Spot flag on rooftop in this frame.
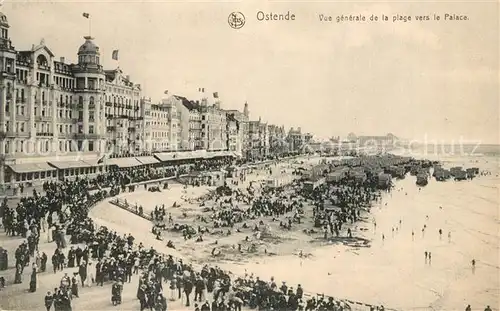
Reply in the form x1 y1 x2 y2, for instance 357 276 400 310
82 12 90 18
213 92 219 99
164 90 169 94
112 50 119 60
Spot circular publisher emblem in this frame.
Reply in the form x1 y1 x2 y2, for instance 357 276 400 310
228 12 245 29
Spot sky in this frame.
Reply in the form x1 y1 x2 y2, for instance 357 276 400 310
2 0 498 143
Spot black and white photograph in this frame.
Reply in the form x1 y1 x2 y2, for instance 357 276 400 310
0 1 498 311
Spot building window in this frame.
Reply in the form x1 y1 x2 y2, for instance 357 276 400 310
89 125 94 134
88 141 94 151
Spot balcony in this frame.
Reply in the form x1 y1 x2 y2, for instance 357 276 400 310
88 104 96 110
105 102 112 107
35 116 52 122
38 64 50 71
73 133 99 140
36 132 54 137
107 126 116 131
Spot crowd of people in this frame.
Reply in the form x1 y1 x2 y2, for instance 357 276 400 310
1 156 355 311
5 154 487 311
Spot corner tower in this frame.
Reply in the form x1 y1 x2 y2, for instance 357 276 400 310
72 36 106 153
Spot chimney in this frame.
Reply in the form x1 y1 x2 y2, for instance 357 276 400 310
60 57 65 63
126 75 130 81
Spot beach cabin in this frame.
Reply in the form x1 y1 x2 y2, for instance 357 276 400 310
434 169 450 181
450 166 463 177
377 173 392 189
302 176 325 191
386 165 405 179
454 170 467 181
416 173 428 186
352 171 367 183
465 168 478 179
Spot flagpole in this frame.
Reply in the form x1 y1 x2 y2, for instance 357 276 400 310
89 17 92 37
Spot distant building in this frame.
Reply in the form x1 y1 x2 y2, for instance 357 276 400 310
356 133 398 146
287 127 313 152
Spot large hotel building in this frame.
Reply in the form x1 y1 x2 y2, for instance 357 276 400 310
0 11 312 192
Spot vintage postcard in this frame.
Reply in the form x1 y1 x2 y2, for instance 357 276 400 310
0 1 498 311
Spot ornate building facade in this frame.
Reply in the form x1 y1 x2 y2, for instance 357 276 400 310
0 12 144 188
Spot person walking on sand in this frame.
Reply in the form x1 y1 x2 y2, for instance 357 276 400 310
428 252 432 263
439 229 442 239
412 230 415 241
465 304 471 311
425 251 428 262
448 232 451 243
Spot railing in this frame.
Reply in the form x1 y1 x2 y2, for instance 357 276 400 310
109 198 154 221
38 64 50 71
36 132 54 137
73 133 99 140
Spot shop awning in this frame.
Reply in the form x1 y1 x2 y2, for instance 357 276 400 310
135 156 160 165
105 157 142 168
48 160 93 170
82 158 106 167
154 152 204 162
153 152 176 162
8 162 56 173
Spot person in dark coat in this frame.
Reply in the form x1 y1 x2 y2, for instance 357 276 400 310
184 276 193 307
75 247 83 267
176 275 184 300
71 275 79 298
14 263 23 284
29 264 38 292
41 252 48 272
51 253 58 273
44 291 54 311
137 285 148 311
67 247 75 268
78 263 87 287
194 276 206 302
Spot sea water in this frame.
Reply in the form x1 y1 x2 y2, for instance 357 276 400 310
221 145 500 310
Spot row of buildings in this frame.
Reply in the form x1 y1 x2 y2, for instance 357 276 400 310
0 11 313 189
